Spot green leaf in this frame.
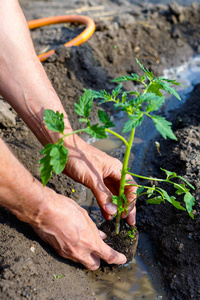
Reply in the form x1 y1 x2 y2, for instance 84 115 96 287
177 176 195 190
158 77 183 86
39 142 68 185
175 184 189 196
184 192 195 214
147 186 155 197
147 82 164 97
98 110 115 128
150 115 177 140
137 186 144 195
146 96 166 113
170 196 186 211
160 168 176 179
43 109 65 134
112 84 122 98
147 196 163 204
74 89 93 118
136 58 154 80
111 73 140 83
50 142 68 175
158 188 172 203
155 80 181 100
122 111 144 133
112 195 119 205
85 124 108 139
122 194 128 205
39 143 54 186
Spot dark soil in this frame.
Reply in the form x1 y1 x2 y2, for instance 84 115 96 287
0 0 200 299
137 84 200 300
100 220 138 263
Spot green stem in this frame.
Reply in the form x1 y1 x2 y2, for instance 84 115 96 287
127 171 165 182
56 128 87 144
105 128 128 146
127 172 187 193
116 128 135 234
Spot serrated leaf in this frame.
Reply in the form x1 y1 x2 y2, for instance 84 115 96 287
184 192 195 214
156 81 181 100
147 196 163 204
50 143 68 174
74 89 93 118
137 186 144 195
160 168 176 179
159 188 172 203
170 196 186 211
98 110 115 128
122 111 144 133
111 73 140 83
43 109 65 134
39 142 68 185
136 58 154 79
147 82 164 97
112 195 119 205
151 115 177 140
39 143 54 186
146 96 166 113
85 124 108 139
158 77 183 86
112 84 122 98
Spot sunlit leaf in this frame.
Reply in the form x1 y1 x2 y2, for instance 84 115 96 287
44 110 65 134
150 115 177 140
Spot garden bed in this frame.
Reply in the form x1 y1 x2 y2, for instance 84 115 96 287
0 1 200 299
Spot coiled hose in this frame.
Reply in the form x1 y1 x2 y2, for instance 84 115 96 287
28 15 95 62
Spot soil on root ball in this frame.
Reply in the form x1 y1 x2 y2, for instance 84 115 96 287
99 219 138 264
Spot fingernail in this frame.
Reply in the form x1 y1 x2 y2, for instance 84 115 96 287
128 213 136 225
120 254 127 265
104 203 117 215
99 230 106 239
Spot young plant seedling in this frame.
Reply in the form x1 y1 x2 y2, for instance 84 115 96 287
39 59 196 234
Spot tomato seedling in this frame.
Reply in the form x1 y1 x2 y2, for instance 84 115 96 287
39 59 195 234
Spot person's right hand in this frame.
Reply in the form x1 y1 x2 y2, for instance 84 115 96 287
33 186 127 270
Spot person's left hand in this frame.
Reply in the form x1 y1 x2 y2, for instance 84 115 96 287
63 134 137 225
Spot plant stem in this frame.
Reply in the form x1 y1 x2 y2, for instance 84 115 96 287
56 128 87 144
127 172 187 192
126 172 165 182
105 128 128 146
116 128 135 234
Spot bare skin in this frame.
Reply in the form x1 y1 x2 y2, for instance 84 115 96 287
0 0 137 269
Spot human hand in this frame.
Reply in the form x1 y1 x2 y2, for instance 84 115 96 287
63 135 137 225
33 187 127 270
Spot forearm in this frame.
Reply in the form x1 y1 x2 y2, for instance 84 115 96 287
0 0 72 145
0 138 50 226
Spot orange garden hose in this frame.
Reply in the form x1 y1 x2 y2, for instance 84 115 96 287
28 15 95 62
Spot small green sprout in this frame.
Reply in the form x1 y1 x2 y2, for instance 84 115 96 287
39 58 196 234
53 274 64 279
128 228 137 239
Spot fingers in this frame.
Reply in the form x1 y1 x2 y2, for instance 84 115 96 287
92 183 117 217
125 206 136 225
95 240 127 266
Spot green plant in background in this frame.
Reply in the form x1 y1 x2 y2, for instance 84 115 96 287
39 59 195 234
